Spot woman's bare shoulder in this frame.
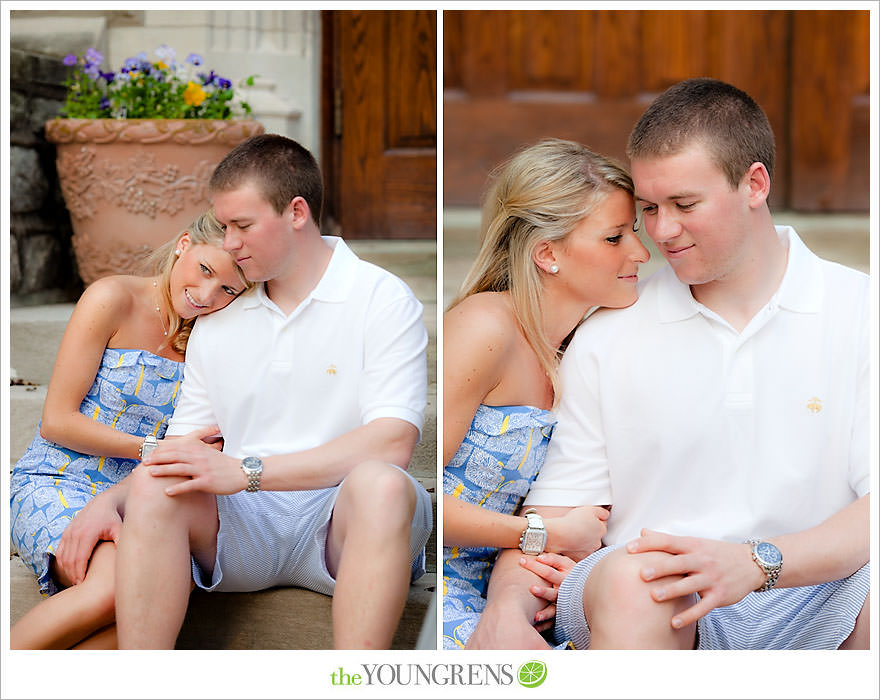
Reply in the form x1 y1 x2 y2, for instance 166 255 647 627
446 291 517 329
445 291 520 359
76 275 142 316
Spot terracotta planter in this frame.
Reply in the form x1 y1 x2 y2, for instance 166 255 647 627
45 118 265 284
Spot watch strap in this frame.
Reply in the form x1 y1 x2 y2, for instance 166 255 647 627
139 435 158 460
519 508 547 555
746 538 782 592
241 456 263 493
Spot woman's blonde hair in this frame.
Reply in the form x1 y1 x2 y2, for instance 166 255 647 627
146 209 252 354
451 138 633 403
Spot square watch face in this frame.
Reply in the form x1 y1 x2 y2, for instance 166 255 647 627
523 531 544 550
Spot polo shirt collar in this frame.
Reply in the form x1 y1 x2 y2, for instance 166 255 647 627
656 225 822 324
239 236 358 311
772 226 823 314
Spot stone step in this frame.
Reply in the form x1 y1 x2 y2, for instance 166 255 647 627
9 551 437 649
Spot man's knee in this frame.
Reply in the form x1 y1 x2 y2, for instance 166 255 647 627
124 466 215 527
339 460 417 521
585 549 683 623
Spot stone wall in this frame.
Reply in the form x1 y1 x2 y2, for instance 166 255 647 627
8 9 316 303
10 47 83 303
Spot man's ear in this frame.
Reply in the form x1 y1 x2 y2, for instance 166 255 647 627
289 196 312 229
744 162 771 208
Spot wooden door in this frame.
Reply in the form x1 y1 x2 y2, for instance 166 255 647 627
444 9 869 212
323 10 437 238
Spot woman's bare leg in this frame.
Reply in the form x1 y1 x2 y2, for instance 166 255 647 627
10 541 117 649
71 624 118 649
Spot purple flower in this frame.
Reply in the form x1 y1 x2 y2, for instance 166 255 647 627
84 62 100 80
85 47 103 65
215 76 232 89
63 53 78 67
200 70 216 87
154 44 176 64
186 53 203 66
99 70 115 83
99 96 110 111
123 57 139 72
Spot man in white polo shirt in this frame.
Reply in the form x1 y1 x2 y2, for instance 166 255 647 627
469 78 869 650
110 134 432 649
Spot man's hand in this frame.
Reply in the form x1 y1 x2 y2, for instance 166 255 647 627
54 490 123 586
627 529 763 630
143 426 247 496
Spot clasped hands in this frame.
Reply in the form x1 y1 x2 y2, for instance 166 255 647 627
54 426 239 585
521 529 761 632
143 425 248 496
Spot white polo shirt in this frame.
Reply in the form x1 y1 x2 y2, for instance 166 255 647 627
524 226 869 544
167 236 427 459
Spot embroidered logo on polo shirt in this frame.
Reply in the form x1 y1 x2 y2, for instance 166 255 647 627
806 397 822 414
326 364 337 375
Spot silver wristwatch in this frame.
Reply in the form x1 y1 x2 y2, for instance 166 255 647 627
746 538 783 592
241 456 263 493
139 435 158 460
519 508 547 555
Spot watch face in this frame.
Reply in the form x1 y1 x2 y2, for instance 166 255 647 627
756 541 782 566
523 531 544 551
242 456 262 473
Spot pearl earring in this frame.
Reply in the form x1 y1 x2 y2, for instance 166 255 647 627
549 264 559 274
175 249 181 256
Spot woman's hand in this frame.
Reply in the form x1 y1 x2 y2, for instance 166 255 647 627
545 505 610 560
520 551 577 629
54 489 123 587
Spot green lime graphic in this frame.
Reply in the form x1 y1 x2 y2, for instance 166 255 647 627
517 660 547 688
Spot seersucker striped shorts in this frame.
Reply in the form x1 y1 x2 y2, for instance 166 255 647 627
555 544 870 650
191 466 433 595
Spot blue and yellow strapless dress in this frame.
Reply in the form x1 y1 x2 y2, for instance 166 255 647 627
10 348 183 595
442 403 555 649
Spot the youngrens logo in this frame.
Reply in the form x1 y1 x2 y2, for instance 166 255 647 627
329 661 548 688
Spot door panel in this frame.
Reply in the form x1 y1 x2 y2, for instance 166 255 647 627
444 9 868 212
324 10 437 238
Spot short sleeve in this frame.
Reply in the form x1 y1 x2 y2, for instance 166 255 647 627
523 327 613 507
359 280 427 436
166 321 219 436
849 287 870 497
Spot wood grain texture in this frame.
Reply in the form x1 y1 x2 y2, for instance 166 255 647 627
444 9 868 212
324 10 437 238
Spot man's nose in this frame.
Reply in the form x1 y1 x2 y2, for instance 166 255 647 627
223 229 241 252
648 208 682 244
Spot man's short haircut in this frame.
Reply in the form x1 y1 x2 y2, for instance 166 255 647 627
210 133 324 224
627 77 775 189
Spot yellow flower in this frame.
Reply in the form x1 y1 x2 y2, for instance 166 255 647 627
184 81 207 107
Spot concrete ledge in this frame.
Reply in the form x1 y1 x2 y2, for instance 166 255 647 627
9 553 436 649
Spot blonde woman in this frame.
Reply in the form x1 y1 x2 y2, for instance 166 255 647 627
10 210 253 649
443 139 650 649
